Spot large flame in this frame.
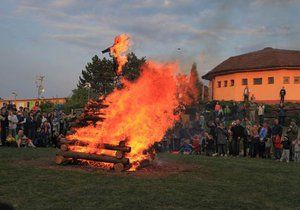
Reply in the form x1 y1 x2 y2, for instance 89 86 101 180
109 34 130 75
67 35 198 171
68 61 184 169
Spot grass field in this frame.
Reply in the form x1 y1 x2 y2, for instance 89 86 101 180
0 148 299 210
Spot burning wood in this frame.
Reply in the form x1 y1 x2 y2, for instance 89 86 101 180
56 139 132 172
58 138 131 153
56 151 130 164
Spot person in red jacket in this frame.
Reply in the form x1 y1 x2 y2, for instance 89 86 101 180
273 135 282 160
191 135 201 155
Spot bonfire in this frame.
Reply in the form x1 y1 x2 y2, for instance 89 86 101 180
55 34 197 171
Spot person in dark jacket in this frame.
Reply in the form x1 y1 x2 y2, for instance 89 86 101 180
25 112 37 142
271 119 283 138
231 120 245 156
216 123 228 156
0 107 9 146
205 132 214 156
280 87 286 103
286 121 298 161
278 105 286 126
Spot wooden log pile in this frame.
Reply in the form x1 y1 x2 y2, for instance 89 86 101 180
55 138 131 172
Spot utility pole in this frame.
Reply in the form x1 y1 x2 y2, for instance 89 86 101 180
35 75 45 99
11 91 18 100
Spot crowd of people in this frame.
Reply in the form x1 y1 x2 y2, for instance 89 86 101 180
161 100 300 163
1 96 300 164
0 102 69 148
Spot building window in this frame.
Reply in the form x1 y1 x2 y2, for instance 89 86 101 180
268 77 274 84
217 81 221 88
224 80 228 87
253 78 262 85
283 77 290 84
242 78 248 85
294 76 300 84
230 80 234 86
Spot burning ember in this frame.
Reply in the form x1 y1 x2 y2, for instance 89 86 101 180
56 34 196 171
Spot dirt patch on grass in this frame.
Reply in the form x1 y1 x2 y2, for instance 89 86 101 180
126 158 196 178
10 153 197 177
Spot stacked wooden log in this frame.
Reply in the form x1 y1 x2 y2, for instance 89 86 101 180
55 138 131 172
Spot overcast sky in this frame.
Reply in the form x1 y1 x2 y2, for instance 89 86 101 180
0 0 300 99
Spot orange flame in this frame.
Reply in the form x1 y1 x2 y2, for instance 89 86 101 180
67 35 199 171
68 61 185 170
109 34 130 75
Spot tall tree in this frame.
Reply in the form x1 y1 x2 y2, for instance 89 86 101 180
77 52 146 97
189 62 204 103
64 53 146 113
78 56 115 97
123 52 146 81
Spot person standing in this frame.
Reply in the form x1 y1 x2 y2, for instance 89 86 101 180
214 102 221 118
231 102 238 120
249 125 259 158
280 87 286 103
257 104 265 125
25 112 37 142
278 105 286 126
216 123 228 156
244 86 250 102
271 119 283 160
0 107 9 146
223 105 231 121
231 120 245 156
280 136 290 163
41 120 51 147
286 121 298 161
273 134 282 160
8 110 18 138
292 138 300 162
16 111 26 133
249 102 257 123
258 123 269 158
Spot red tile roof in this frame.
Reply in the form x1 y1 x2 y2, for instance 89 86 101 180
202 47 300 80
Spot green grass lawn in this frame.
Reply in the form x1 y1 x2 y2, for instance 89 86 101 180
0 148 299 210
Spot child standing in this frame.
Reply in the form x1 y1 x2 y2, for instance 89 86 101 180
292 139 300 162
273 135 282 160
205 132 214 156
280 136 290 163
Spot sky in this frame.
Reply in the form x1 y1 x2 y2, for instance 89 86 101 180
0 0 300 99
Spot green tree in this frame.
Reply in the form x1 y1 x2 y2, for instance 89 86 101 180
40 101 55 113
64 52 146 112
189 62 204 103
123 52 146 81
63 88 89 113
78 52 146 97
78 56 115 96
